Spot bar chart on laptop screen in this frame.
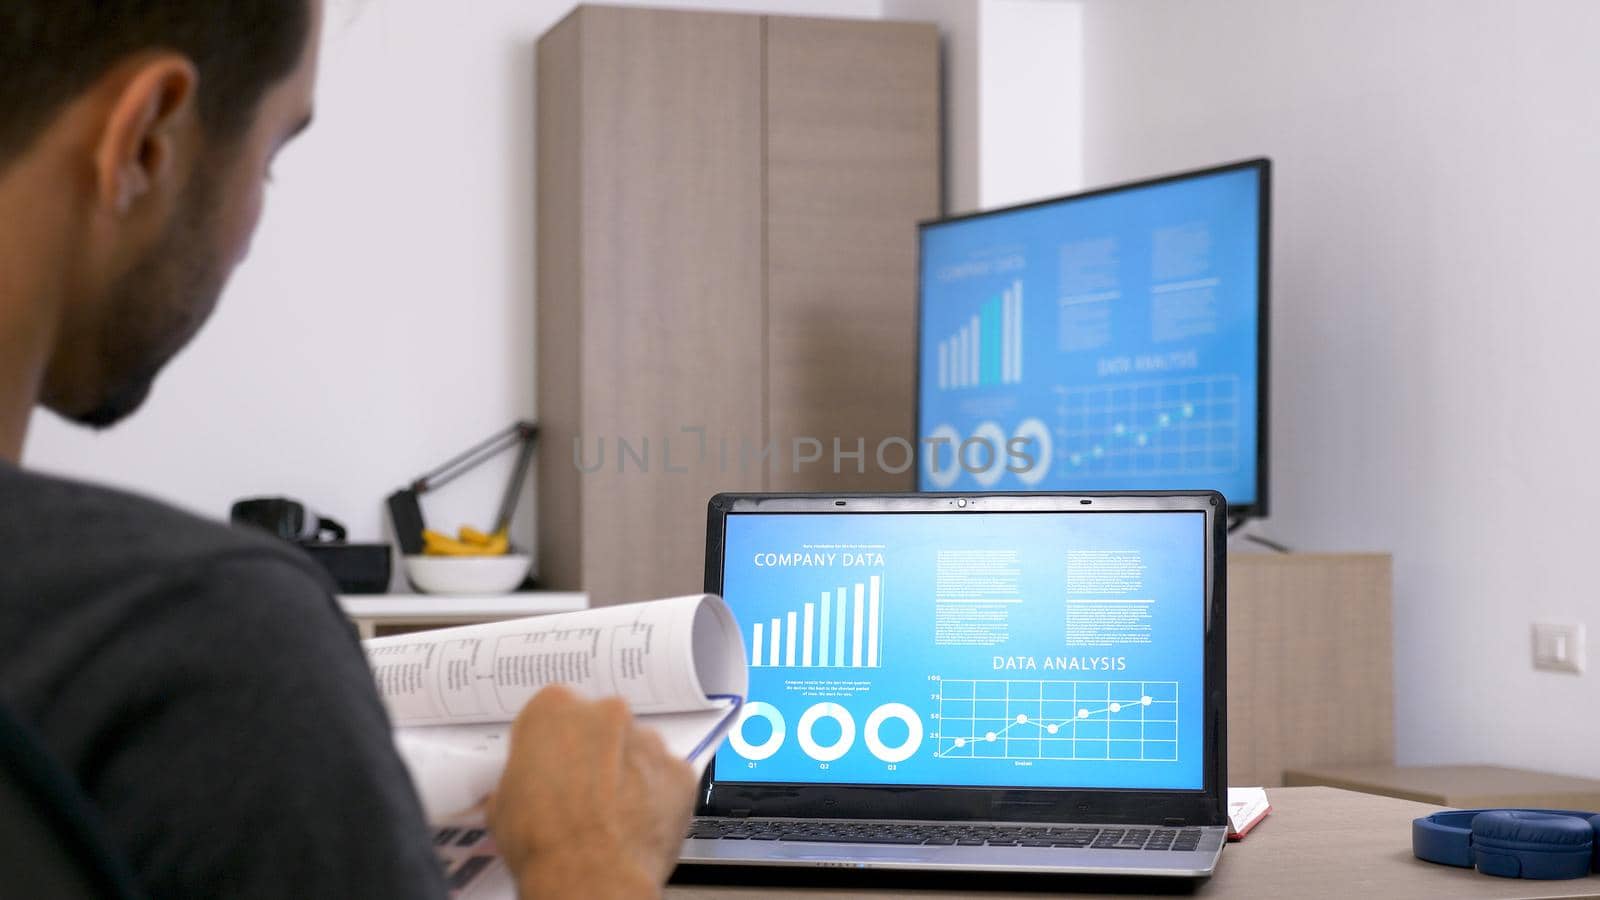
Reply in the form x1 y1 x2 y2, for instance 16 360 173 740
748 574 884 670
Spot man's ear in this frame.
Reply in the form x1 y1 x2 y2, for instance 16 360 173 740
93 55 199 216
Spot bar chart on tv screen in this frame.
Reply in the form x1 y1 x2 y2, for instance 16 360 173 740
935 280 1023 391
749 574 884 670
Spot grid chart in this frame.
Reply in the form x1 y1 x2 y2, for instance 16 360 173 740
933 678 1178 761
1053 374 1241 477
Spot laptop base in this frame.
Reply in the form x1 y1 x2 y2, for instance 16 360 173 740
681 817 1225 878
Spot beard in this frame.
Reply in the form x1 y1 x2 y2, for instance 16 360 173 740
66 168 232 429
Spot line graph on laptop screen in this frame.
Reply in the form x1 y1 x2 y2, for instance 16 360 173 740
715 509 1206 791
931 678 1177 761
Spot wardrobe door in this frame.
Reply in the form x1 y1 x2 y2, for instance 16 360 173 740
763 16 941 492
538 7 766 603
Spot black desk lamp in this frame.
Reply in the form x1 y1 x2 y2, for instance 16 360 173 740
386 421 538 556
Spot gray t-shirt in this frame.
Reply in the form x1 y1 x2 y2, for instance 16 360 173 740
0 462 447 897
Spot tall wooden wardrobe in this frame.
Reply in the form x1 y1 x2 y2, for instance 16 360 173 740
537 5 941 604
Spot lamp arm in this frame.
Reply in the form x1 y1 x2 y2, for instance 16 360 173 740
494 425 539 535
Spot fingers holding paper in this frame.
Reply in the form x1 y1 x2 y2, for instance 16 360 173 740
489 685 698 898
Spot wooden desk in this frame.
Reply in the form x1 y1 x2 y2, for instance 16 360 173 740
1285 764 1600 810
668 787 1600 898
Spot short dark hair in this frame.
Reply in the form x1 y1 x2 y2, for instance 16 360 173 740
0 1 311 165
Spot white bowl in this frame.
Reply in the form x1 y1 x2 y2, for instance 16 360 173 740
403 554 533 595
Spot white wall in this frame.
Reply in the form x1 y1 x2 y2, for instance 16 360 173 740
975 0 1082 208
1078 0 1600 777
23 0 881 580
884 0 1084 213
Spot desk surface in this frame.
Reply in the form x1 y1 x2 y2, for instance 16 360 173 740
1285 763 1600 809
668 787 1600 899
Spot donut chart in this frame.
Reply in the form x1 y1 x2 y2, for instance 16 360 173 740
725 701 926 764
864 703 924 763
796 702 856 762
726 701 785 761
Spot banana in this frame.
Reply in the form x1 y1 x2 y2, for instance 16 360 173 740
459 526 495 546
422 529 481 556
474 529 510 556
421 526 511 557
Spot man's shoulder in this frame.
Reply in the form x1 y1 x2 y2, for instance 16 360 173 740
0 463 366 772
0 472 444 897
0 463 331 600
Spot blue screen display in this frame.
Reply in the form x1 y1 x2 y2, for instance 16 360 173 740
917 166 1262 506
713 511 1207 791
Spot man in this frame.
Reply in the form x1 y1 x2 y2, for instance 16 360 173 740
0 2 695 897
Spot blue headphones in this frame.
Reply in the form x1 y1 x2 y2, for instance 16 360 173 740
1414 809 1600 880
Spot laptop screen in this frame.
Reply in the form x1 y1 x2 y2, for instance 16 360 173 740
713 508 1207 792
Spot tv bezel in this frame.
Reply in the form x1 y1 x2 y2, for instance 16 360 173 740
913 158 1272 522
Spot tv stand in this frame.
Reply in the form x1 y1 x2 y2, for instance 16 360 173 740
1228 517 1293 553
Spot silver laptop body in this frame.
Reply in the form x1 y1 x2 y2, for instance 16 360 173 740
680 492 1228 879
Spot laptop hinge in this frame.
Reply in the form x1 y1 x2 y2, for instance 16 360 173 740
1162 817 1186 827
729 809 753 819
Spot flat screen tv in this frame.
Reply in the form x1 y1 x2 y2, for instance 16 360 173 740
916 159 1270 521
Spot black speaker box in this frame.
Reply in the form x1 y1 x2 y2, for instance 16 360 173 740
301 542 392 595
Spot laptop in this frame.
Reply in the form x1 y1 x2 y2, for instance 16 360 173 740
680 491 1227 878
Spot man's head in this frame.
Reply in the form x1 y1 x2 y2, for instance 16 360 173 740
0 1 322 428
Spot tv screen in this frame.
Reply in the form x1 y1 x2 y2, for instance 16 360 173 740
916 160 1269 518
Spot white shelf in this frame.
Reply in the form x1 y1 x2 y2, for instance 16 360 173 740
337 591 588 622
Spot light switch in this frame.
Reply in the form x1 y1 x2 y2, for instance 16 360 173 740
1532 622 1585 674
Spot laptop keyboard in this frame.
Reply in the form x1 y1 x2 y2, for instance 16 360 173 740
686 818 1203 852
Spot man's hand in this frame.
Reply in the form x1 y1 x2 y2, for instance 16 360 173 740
488 685 698 899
